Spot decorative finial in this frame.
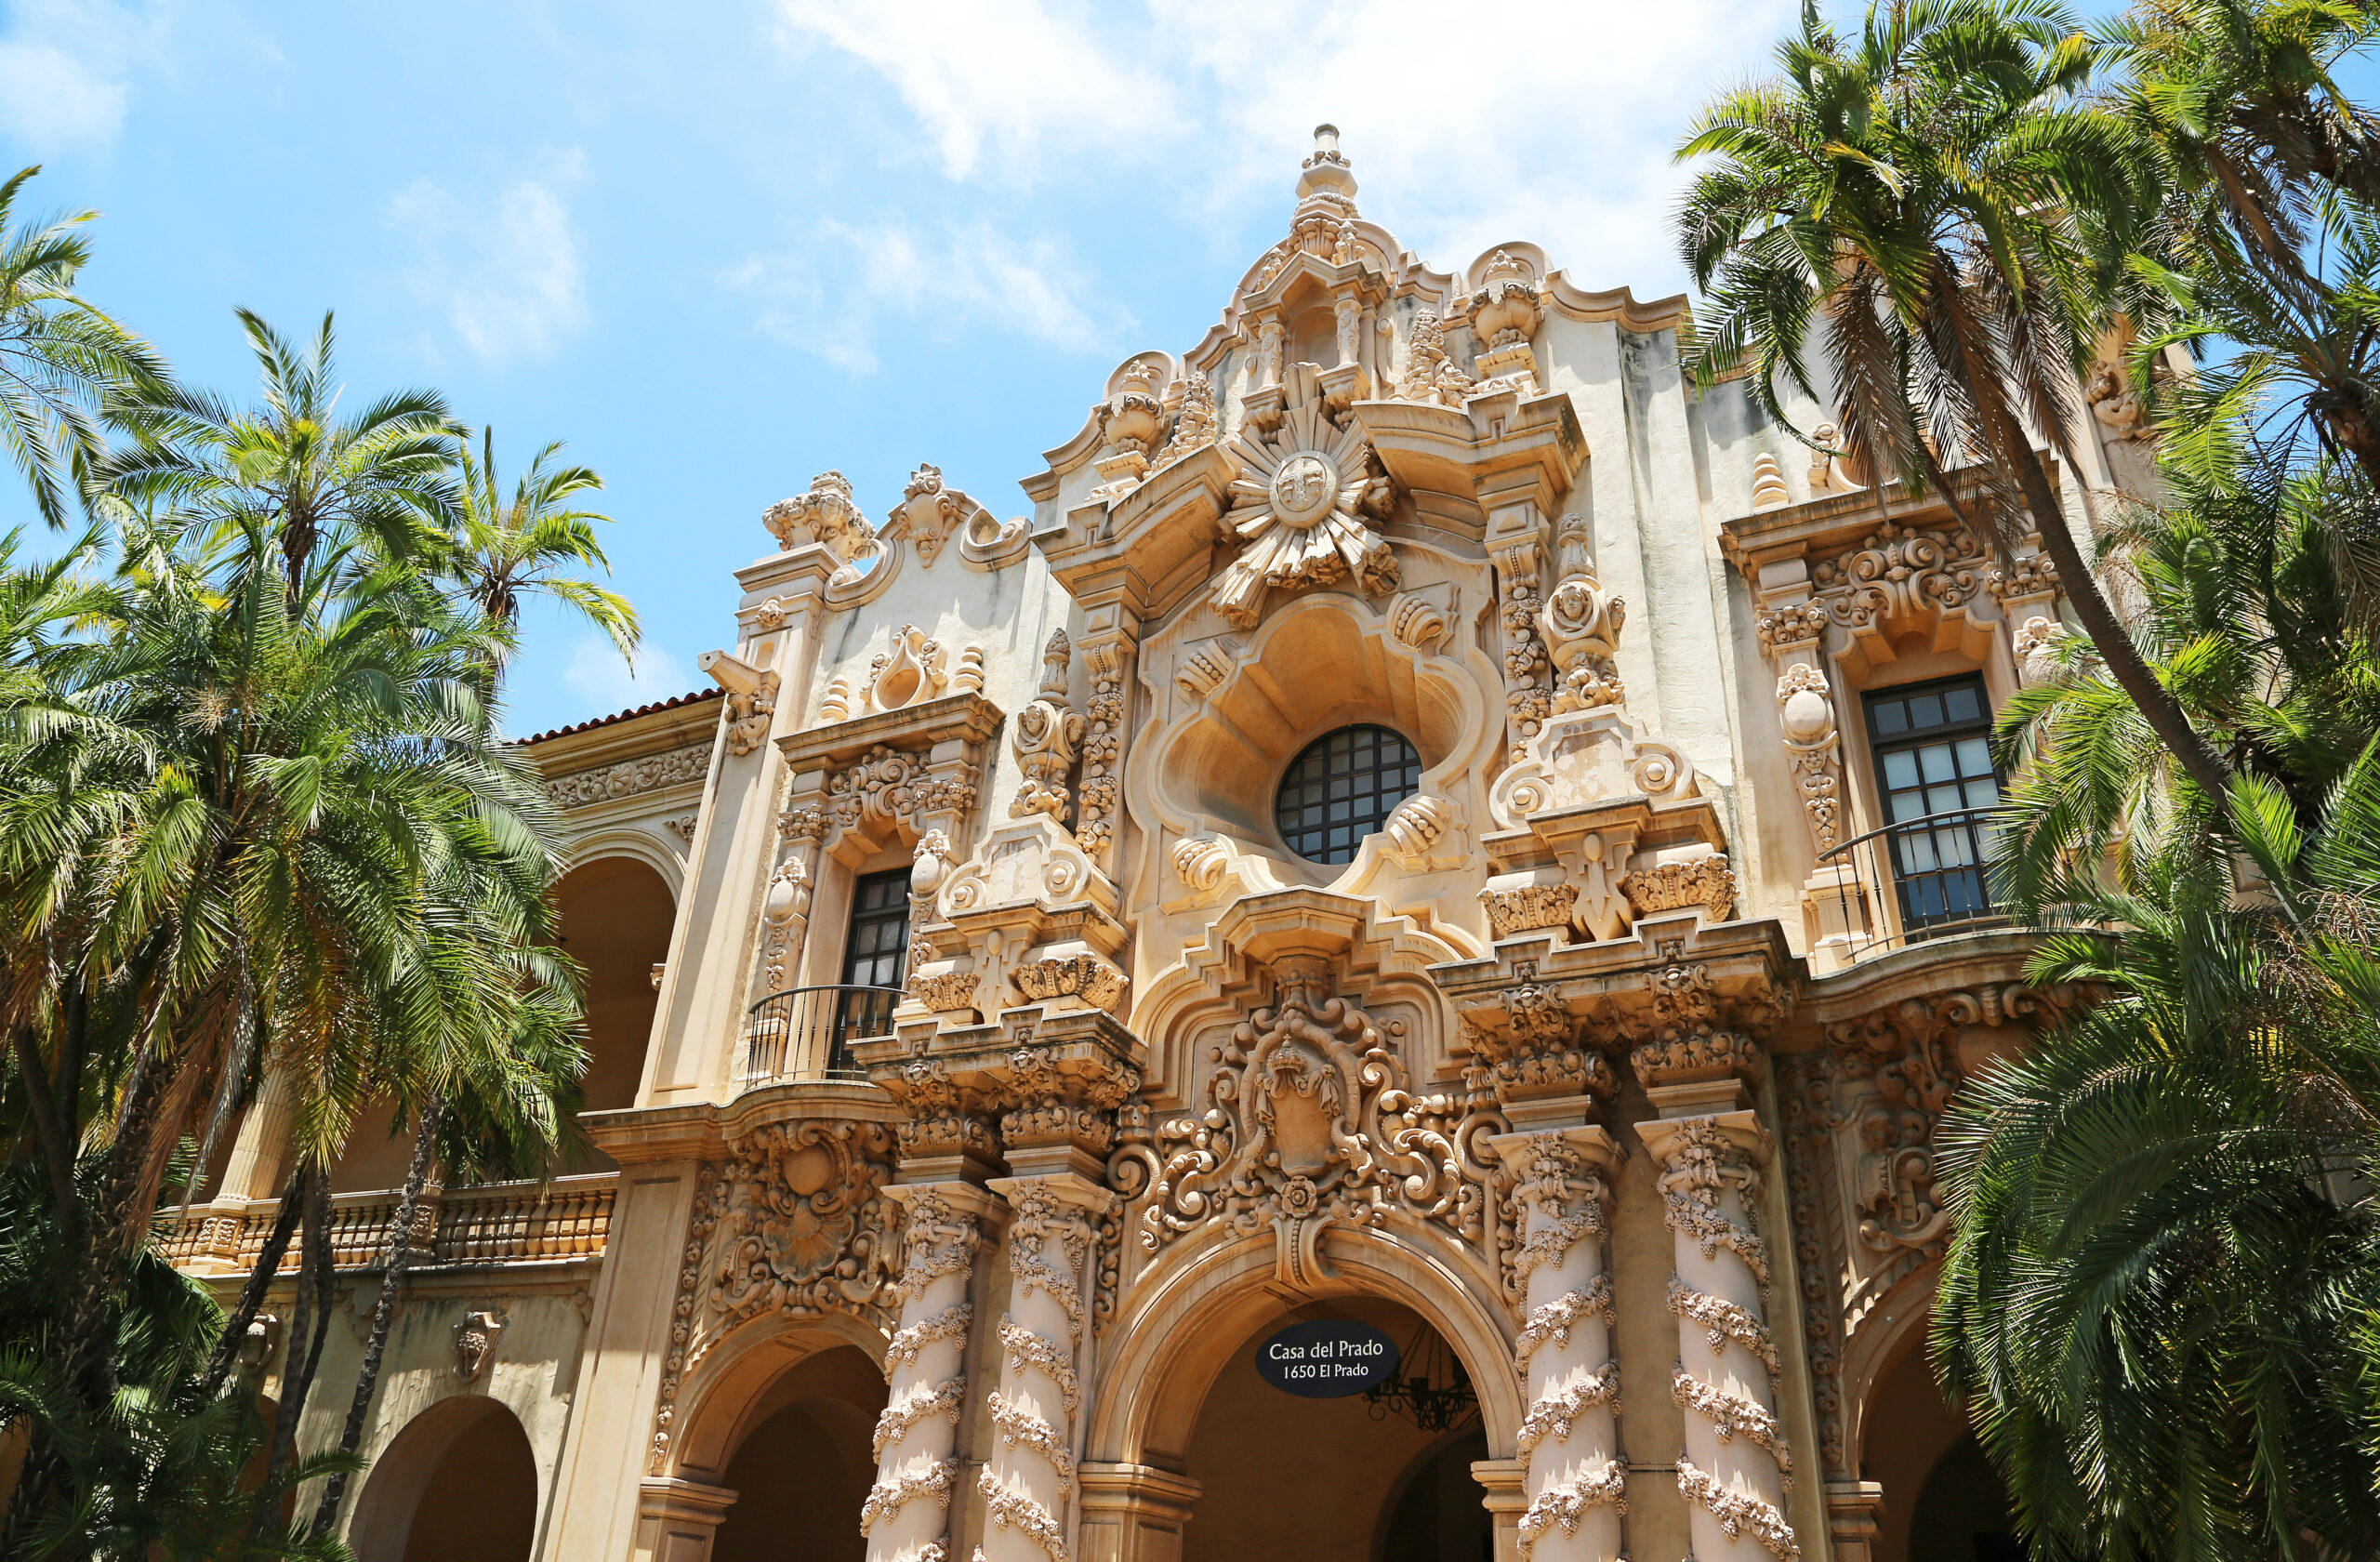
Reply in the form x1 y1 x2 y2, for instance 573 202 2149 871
1295 123 1357 206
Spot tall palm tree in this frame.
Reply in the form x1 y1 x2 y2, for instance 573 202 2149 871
106 310 456 605
0 165 168 530
1674 0 2240 808
306 428 635 1536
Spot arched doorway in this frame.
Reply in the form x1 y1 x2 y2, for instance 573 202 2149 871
706 1344 886 1562
349 1396 539 1562
554 854 676 1162
1182 1298 1491 1562
1858 1321 2021 1562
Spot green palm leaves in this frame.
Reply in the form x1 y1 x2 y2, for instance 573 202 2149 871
0 168 168 533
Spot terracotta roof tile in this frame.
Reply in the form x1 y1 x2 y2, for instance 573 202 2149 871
511 686 721 746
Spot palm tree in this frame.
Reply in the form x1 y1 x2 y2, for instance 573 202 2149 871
0 165 168 530
1674 0 2240 809
2097 0 2380 483
305 427 636 1536
106 310 456 604
446 428 638 662
1934 753 2380 1561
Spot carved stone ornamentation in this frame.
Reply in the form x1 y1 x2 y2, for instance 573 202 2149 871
540 742 710 809
822 746 980 844
1388 591 1451 652
764 470 874 562
1540 512 1626 715
1155 372 1219 469
1011 953 1129 1016
1620 854 1738 925
1775 663 1844 853
1074 631 1130 870
864 1185 987 1561
885 463 975 567
693 1120 904 1349
1754 602 1828 656
2086 359 2149 441
1135 961 1481 1280
1212 364 1397 628
866 626 951 713
759 854 813 992
1813 523 1989 634
1496 536 1554 762
1012 630 1086 823
1481 881 1580 940
452 1309 506 1381
1750 453 1790 511
1465 962 1615 1114
1395 309 1475 409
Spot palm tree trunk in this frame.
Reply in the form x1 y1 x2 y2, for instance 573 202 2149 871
56 1037 189 1397
254 1165 334 1539
2001 437 2236 809
199 1164 306 1400
308 1092 443 1538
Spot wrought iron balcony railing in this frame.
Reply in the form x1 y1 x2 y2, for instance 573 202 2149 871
741 983 905 1087
1815 805 2007 961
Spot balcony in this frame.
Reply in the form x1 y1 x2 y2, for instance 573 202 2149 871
738 984 905 1090
1813 806 2007 963
161 1172 616 1275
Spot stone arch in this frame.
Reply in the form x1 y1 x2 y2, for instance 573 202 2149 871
553 854 678 1142
1139 588 1497 875
562 826 687 897
348 1395 540 1562
1084 1224 1522 1471
1840 1258 1942 1478
663 1308 891 1481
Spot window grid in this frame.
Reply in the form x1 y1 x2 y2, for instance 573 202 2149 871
833 868 909 1066
1862 676 2003 934
1274 724 1423 867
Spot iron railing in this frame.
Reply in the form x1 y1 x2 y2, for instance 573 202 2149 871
1815 806 2006 961
741 984 905 1086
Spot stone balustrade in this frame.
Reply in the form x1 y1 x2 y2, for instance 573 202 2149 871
160 1172 617 1273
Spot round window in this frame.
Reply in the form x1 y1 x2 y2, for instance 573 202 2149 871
1274 724 1423 866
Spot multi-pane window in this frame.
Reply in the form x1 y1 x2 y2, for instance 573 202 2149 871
832 868 909 1063
1863 676 2003 934
1274 724 1423 866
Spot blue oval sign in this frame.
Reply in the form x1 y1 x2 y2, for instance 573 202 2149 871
1255 1319 1399 1398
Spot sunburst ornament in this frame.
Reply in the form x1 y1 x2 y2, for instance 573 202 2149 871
1211 365 1396 628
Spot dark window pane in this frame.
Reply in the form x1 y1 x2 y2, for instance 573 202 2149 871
1874 701 1908 735
1275 723 1422 866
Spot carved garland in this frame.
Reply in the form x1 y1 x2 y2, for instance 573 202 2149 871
542 742 710 809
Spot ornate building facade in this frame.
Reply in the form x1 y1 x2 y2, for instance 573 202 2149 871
169 130 2151 1562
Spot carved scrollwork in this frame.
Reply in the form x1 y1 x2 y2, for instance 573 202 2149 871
695 1119 903 1349
1134 964 1484 1260
1813 521 1989 633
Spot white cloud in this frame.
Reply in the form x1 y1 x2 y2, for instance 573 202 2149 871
0 40 127 148
388 153 588 365
560 634 694 715
0 0 184 151
773 0 1795 298
730 217 1116 375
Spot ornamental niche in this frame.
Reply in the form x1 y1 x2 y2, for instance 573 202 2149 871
1210 363 1398 629
1119 961 1491 1287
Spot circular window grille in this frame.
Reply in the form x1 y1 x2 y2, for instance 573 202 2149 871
1274 724 1423 866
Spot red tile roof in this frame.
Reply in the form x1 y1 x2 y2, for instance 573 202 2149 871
512 686 721 746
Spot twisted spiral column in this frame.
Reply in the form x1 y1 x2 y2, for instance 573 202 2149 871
1642 1112 1800 1562
1488 1127 1625 1562
977 1175 1109 1562
866 1185 995 1562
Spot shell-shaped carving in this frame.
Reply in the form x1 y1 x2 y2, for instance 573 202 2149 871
867 626 949 712
1389 593 1450 652
1171 836 1227 893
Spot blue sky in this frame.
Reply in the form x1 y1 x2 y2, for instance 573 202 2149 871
1 0 2347 737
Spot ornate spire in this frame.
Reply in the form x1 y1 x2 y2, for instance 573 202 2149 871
1295 122 1357 210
